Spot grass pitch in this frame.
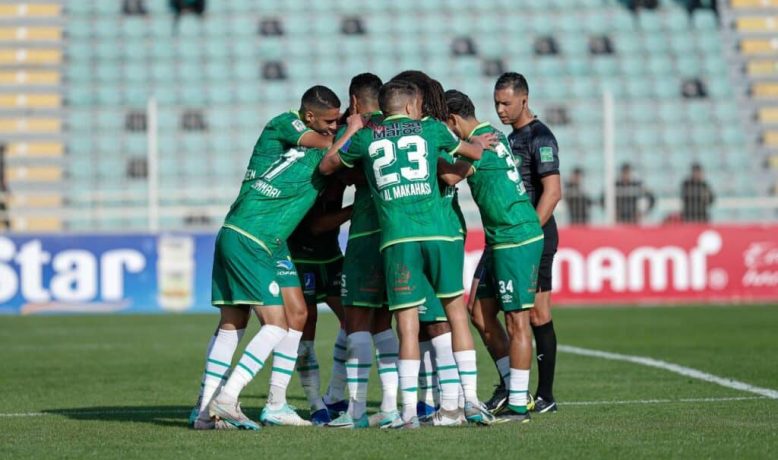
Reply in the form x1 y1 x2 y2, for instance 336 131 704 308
1 306 776 459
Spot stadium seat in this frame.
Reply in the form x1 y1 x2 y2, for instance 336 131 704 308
753 82 778 98
747 60 778 77
758 107 778 124
736 17 778 32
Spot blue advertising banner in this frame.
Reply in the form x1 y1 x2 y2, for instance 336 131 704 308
0 233 217 315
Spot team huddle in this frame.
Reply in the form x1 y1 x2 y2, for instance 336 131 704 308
190 70 561 430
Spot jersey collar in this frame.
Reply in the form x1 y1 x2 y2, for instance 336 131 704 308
384 114 411 121
466 121 491 141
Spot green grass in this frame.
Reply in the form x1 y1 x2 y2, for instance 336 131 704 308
1 306 777 459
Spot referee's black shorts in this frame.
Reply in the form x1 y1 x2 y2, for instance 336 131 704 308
537 216 558 292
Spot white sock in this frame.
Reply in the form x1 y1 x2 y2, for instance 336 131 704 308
398 359 420 421
495 356 511 385
267 329 303 409
197 333 217 398
453 350 478 404
324 328 348 404
431 333 460 412
297 340 325 412
508 368 530 412
418 340 438 407
220 325 286 401
373 328 399 413
198 328 244 419
345 331 372 418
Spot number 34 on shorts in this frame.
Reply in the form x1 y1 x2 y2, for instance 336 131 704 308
491 238 544 312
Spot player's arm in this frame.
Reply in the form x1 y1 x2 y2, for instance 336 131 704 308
533 137 562 226
309 205 354 235
298 130 335 149
437 158 474 186
537 175 562 226
319 114 364 175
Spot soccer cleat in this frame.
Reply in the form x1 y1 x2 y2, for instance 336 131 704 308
389 415 420 429
368 410 401 428
310 408 332 426
485 383 508 415
260 404 312 426
464 401 497 425
416 401 437 421
193 418 236 430
424 407 464 427
327 411 369 429
208 396 261 431
533 396 557 413
499 408 531 424
188 406 200 427
325 399 348 418
526 393 535 412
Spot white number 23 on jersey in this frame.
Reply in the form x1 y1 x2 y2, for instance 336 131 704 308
368 135 429 189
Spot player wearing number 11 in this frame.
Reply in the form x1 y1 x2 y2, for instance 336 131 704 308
319 80 496 428
438 89 544 423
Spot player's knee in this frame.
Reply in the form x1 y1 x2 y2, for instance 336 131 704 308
529 306 552 327
506 311 531 338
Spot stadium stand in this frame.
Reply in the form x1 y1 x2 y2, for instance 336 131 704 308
0 0 767 231
726 0 778 203
0 2 64 231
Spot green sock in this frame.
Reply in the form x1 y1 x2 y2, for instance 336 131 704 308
508 404 528 414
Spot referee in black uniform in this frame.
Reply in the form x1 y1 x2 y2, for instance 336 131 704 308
494 73 561 413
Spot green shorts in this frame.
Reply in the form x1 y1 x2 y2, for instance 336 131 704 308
479 237 544 312
211 226 299 308
341 233 385 308
294 256 343 305
382 239 464 311
418 286 448 323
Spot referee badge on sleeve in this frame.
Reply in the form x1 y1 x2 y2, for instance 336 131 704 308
539 146 554 163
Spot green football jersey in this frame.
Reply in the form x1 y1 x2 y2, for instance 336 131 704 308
339 115 463 250
465 122 542 245
337 112 383 240
440 152 467 236
223 111 326 252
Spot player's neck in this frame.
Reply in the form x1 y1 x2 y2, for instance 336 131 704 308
461 118 481 138
512 109 535 130
361 106 379 116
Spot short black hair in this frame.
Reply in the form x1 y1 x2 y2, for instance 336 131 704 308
300 85 341 112
349 73 382 104
444 89 476 119
494 72 529 95
378 80 418 115
390 70 448 120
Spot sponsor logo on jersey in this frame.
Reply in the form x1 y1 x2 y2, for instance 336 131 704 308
539 146 554 163
292 119 307 133
372 121 422 140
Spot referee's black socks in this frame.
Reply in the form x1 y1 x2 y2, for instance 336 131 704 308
532 320 557 401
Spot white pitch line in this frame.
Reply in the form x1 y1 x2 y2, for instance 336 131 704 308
560 345 778 400
0 396 771 418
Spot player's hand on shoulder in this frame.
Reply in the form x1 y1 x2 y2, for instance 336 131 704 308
472 132 499 150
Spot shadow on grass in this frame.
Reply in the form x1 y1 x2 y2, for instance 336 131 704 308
44 396 382 427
